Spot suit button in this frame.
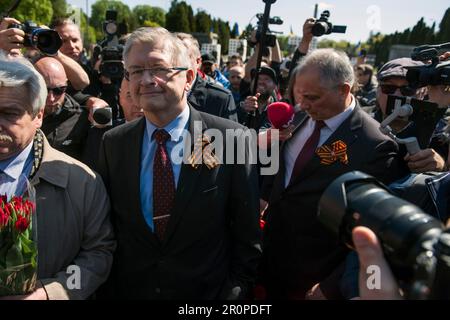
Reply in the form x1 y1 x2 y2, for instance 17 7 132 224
155 287 161 294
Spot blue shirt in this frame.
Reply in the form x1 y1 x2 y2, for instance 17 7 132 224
0 141 34 200
140 106 190 230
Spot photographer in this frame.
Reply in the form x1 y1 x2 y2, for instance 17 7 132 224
0 17 90 91
288 18 315 77
51 18 118 120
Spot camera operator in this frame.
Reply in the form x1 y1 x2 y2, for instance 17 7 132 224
240 66 280 130
0 17 90 92
370 58 448 174
51 18 116 120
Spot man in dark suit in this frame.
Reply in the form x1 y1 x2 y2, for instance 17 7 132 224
260 49 400 300
97 27 261 299
176 33 239 122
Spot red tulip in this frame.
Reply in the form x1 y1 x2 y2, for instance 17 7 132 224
14 214 30 233
0 207 9 227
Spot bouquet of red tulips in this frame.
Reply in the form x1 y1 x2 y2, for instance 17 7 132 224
0 192 37 296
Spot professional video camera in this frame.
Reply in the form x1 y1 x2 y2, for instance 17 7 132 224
312 10 347 37
92 9 127 80
318 171 450 299
406 42 450 88
2 0 62 56
250 13 283 48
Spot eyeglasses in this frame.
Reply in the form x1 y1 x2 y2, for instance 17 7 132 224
124 67 188 81
380 84 416 96
47 86 67 96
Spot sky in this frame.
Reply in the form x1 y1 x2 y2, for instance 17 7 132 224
67 0 450 43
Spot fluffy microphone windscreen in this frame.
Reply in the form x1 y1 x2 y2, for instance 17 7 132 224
267 102 295 129
93 108 112 125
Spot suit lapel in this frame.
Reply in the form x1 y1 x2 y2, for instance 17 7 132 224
127 117 161 248
288 107 363 186
162 107 206 246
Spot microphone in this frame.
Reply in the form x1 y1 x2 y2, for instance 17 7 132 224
267 101 295 129
92 107 113 126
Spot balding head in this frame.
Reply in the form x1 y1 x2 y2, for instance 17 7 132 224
34 57 68 85
34 57 68 116
229 66 245 90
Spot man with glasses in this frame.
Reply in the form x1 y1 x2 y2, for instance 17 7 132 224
34 57 91 161
374 58 447 173
97 27 261 299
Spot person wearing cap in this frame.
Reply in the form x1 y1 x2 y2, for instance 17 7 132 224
355 64 378 107
240 66 280 130
200 53 231 89
373 58 448 174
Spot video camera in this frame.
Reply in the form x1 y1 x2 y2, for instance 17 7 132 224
406 42 450 88
92 9 127 80
250 13 283 48
7 21 62 56
311 10 347 37
318 171 450 299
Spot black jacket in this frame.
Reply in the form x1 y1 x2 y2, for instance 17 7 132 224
41 94 90 161
97 106 262 299
261 106 401 299
188 75 239 123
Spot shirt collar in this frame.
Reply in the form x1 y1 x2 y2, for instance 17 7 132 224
323 95 356 131
0 141 34 180
145 105 190 143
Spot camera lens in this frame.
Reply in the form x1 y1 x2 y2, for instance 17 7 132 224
312 22 329 37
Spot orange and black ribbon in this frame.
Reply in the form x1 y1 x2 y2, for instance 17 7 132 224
316 140 349 165
188 135 220 170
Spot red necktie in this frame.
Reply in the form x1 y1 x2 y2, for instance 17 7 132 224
289 120 326 185
153 129 175 241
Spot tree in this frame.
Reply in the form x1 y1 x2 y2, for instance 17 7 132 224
437 8 450 43
231 23 239 38
50 0 70 20
0 0 53 26
195 10 211 33
217 19 230 55
90 0 135 40
132 5 166 28
165 0 191 32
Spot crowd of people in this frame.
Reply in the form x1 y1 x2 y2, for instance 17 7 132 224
0 14 449 300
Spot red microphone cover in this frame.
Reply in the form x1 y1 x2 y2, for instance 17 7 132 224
267 102 295 129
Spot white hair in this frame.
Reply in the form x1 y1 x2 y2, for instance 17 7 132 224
295 48 355 89
0 51 47 115
123 27 191 69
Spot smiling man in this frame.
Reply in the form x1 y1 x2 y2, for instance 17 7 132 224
260 49 401 300
97 27 261 300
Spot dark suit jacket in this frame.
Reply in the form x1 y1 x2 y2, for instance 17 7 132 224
189 75 239 123
97 106 261 299
261 105 401 299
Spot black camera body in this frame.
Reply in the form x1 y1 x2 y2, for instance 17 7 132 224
8 21 62 56
318 171 450 299
251 13 283 48
312 10 347 37
93 10 127 80
406 43 450 88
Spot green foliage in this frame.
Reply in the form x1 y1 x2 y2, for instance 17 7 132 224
0 0 53 26
133 5 166 28
90 0 135 40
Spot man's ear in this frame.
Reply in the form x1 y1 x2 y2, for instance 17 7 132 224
340 83 352 97
33 108 45 129
185 68 196 91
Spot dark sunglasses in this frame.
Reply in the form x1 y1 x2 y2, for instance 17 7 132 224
47 86 67 96
380 84 416 96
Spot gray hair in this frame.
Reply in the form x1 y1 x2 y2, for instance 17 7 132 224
0 51 47 116
175 32 201 69
123 27 191 69
295 48 355 89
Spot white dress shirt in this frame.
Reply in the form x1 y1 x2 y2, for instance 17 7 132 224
284 97 356 187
